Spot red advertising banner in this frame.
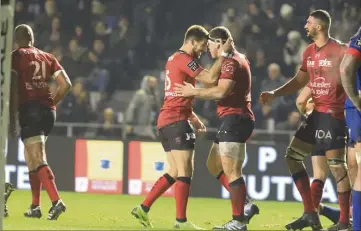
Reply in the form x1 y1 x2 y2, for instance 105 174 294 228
128 141 174 196
75 139 123 194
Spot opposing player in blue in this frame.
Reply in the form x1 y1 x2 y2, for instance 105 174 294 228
340 26 361 231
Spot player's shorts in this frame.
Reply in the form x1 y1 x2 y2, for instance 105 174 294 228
18 101 56 141
158 120 195 152
294 110 347 156
345 108 361 147
214 114 254 144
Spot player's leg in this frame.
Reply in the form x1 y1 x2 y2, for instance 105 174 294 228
132 129 176 228
310 155 328 211
23 148 42 218
352 142 361 230
213 115 254 231
323 148 351 230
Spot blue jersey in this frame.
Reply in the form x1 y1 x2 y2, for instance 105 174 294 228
344 27 361 109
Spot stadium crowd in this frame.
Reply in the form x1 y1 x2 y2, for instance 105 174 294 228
14 0 361 139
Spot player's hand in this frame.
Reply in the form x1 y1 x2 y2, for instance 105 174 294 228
259 91 276 105
174 82 195 97
222 38 235 54
191 118 207 137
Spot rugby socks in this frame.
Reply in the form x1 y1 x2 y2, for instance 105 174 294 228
319 204 340 224
217 170 230 191
292 170 314 212
29 170 42 206
311 179 324 209
141 173 175 212
175 177 191 222
36 165 60 203
352 190 361 230
338 191 351 225
229 177 246 221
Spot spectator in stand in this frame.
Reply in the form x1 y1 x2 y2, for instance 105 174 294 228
124 76 160 140
97 108 120 138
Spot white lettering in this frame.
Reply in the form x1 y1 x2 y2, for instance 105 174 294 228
258 146 277 172
315 130 332 139
271 176 292 201
318 59 332 67
5 165 16 183
17 166 30 189
247 175 270 200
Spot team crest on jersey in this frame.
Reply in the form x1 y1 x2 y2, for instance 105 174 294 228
187 60 200 72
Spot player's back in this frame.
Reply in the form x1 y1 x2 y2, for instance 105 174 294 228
157 51 203 129
302 39 347 119
216 51 254 120
345 27 361 109
12 47 62 109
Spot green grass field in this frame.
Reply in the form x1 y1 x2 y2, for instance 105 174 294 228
4 190 335 230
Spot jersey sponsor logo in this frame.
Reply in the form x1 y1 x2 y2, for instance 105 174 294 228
309 77 331 98
307 57 315 67
315 129 332 139
318 58 332 67
187 60 200 72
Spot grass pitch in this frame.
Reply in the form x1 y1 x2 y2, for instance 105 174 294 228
4 190 334 230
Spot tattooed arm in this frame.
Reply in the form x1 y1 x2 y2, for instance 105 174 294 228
340 54 361 110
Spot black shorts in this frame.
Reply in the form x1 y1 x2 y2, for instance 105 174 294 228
294 110 347 156
214 114 254 144
18 101 56 141
158 120 195 152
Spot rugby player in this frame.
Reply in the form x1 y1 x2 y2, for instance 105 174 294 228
260 10 350 231
131 25 233 229
340 26 361 231
9 24 71 220
175 26 255 231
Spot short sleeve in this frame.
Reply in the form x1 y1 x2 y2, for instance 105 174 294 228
300 49 309 72
346 33 361 61
179 55 204 78
220 58 237 80
51 55 64 79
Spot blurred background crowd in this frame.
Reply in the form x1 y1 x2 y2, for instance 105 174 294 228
15 0 361 140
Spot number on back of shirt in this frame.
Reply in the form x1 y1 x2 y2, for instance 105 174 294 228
164 70 171 90
30 61 46 80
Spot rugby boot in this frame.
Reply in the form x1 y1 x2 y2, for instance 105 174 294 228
47 199 66 220
174 220 205 230
24 205 42 218
285 211 322 230
244 197 260 224
131 205 153 228
213 219 247 231
321 222 349 231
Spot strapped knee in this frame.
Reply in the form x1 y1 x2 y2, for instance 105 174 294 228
285 146 308 162
328 158 348 183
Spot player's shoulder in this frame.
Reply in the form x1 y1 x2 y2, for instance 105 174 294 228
330 38 347 48
303 42 314 53
349 27 361 48
167 50 197 68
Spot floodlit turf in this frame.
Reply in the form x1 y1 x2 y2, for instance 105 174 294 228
4 190 335 230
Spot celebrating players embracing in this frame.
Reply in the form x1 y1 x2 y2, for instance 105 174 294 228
9 24 72 220
340 26 361 231
260 10 350 231
131 25 233 229
175 26 257 231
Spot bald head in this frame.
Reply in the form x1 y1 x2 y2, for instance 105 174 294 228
14 24 34 47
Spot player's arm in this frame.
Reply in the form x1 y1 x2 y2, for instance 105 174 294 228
190 79 234 100
296 86 312 116
273 70 309 97
189 111 206 133
340 45 361 109
52 70 72 105
195 57 225 86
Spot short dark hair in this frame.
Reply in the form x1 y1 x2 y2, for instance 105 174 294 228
208 26 232 44
184 25 209 42
309 9 331 31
